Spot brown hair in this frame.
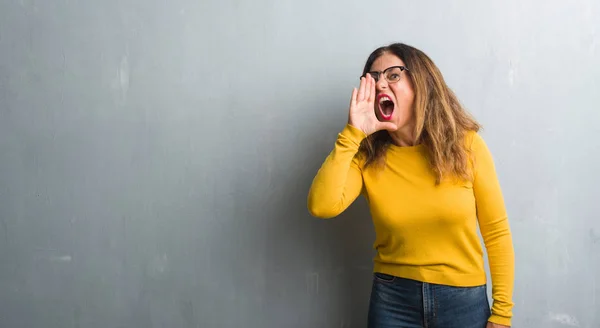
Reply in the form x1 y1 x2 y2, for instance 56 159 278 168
358 43 481 184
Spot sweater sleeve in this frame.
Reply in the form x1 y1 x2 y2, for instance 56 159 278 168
307 124 367 218
471 133 515 326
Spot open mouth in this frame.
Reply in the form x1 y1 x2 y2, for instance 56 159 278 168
377 94 395 120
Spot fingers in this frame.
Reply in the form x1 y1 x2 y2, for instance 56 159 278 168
369 74 376 103
350 87 357 108
358 76 366 102
358 74 377 103
361 73 374 102
365 74 375 102
364 74 371 102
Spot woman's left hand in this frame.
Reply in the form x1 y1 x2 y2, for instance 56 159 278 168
487 322 510 328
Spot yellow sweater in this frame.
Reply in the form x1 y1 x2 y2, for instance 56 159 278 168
307 124 515 326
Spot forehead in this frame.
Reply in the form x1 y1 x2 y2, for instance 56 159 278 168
370 52 405 71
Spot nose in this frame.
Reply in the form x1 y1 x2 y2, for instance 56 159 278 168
375 77 388 91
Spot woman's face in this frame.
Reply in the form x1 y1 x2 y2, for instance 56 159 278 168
368 53 415 133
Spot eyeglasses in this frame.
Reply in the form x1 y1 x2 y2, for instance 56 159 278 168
363 66 409 83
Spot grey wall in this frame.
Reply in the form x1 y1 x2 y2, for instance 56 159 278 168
0 0 598 327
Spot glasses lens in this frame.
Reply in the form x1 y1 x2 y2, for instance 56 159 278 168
385 67 403 82
367 72 380 82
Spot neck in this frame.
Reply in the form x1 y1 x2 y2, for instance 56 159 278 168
389 124 417 147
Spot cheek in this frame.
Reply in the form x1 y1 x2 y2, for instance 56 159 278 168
392 85 414 106
391 86 415 120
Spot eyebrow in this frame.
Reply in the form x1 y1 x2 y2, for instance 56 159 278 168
369 65 405 73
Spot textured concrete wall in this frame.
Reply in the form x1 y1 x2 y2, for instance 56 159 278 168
0 0 598 327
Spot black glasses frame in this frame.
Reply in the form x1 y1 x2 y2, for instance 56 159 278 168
362 65 410 83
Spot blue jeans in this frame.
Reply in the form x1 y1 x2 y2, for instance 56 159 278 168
368 273 491 328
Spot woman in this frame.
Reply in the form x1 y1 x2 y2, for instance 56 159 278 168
307 43 515 328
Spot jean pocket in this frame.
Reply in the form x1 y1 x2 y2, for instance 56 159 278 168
374 272 396 283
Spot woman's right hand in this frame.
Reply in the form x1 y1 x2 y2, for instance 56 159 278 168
348 73 398 136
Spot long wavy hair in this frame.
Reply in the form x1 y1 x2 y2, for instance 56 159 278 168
358 43 481 184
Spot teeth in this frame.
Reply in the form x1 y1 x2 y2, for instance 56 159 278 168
379 96 391 104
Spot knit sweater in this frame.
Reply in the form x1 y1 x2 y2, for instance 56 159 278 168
307 124 515 326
